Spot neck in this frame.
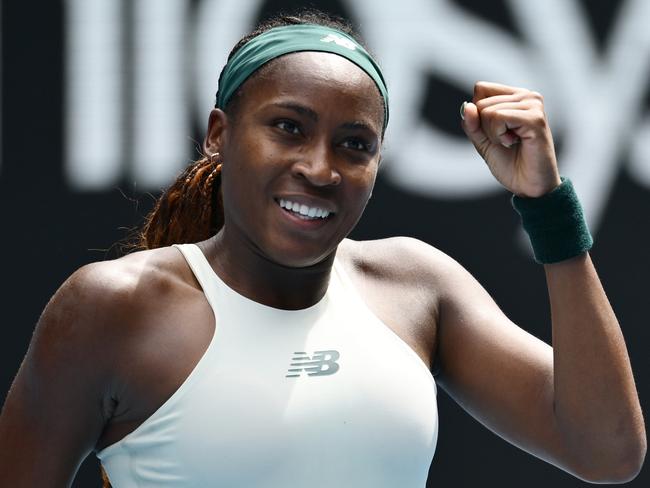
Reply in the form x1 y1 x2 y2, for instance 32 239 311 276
200 228 336 310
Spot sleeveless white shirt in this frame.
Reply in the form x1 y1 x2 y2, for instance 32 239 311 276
96 243 438 487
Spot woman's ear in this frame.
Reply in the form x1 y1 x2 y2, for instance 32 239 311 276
202 108 229 156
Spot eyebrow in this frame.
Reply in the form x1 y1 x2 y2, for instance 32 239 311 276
340 121 377 134
272 102 319 122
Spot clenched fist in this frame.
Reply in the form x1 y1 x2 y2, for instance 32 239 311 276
461 81 562 198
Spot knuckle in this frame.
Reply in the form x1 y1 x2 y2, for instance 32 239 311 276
473 80 489 100
533 98 545 110
475 98 490 111
531 111 548 128
478 104 496 120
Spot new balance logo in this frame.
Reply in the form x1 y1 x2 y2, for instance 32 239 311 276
286 350 340 378
320 34 357 51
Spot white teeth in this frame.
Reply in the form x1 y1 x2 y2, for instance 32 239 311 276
277 199 332 220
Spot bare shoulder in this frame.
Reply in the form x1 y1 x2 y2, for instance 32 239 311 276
32 245 198 374
338 236 463 288
16 244 201 427
0 246 200 485
48 246 193 321
65 245 195 302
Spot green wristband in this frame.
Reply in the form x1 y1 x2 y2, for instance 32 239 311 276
511 177 593 264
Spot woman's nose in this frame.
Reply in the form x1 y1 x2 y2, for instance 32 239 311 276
291 145 341 187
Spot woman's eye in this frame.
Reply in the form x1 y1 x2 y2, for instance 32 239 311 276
342 138 371 152
276 120 301 135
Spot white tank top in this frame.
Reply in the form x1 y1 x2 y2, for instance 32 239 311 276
96 243 438 487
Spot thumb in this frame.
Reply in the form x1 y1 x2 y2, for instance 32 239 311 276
460 101 488 150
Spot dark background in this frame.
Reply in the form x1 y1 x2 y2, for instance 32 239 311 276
1 0 647 486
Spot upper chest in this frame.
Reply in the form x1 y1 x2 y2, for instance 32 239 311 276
96 247 439 450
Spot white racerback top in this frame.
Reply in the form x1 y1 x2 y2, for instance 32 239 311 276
96 243 438 487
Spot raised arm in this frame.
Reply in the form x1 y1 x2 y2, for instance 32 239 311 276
434 81 645 483
0 264 121 487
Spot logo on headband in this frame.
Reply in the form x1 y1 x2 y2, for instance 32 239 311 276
320 33 357 51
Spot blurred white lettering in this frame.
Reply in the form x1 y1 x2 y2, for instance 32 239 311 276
65 0 124 189
63 0 650 235
351 0 650 230
132 0 190 188
65 0 190 190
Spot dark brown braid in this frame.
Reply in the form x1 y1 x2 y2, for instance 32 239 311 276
136 155 223 250
100 466 111 487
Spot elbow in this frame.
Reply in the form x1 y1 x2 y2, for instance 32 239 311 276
578 459 644 485
571 434 647 484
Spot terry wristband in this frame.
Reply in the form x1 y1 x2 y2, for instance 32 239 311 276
511 177 593 264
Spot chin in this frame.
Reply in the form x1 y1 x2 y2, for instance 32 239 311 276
264 242 337 269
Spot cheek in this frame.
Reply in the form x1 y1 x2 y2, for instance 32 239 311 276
356 163 379 191
223 150 264 187
346 166 378 207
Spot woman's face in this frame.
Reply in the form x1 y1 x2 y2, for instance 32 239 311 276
212 51 385 268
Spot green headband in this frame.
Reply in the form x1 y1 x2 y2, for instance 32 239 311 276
215 24 389 130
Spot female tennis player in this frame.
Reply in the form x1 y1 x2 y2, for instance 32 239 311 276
0 10 645 488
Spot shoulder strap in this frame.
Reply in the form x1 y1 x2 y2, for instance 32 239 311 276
172 243 221 310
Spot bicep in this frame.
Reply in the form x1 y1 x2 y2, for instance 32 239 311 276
0 272 111 487
435 262 569 466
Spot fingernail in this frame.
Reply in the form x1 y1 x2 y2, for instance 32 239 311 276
460 101 467 121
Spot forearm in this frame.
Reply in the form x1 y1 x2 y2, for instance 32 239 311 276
545 252 646 480
461 83 645 480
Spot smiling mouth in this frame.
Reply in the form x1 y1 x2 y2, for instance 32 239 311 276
277 198 333 220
